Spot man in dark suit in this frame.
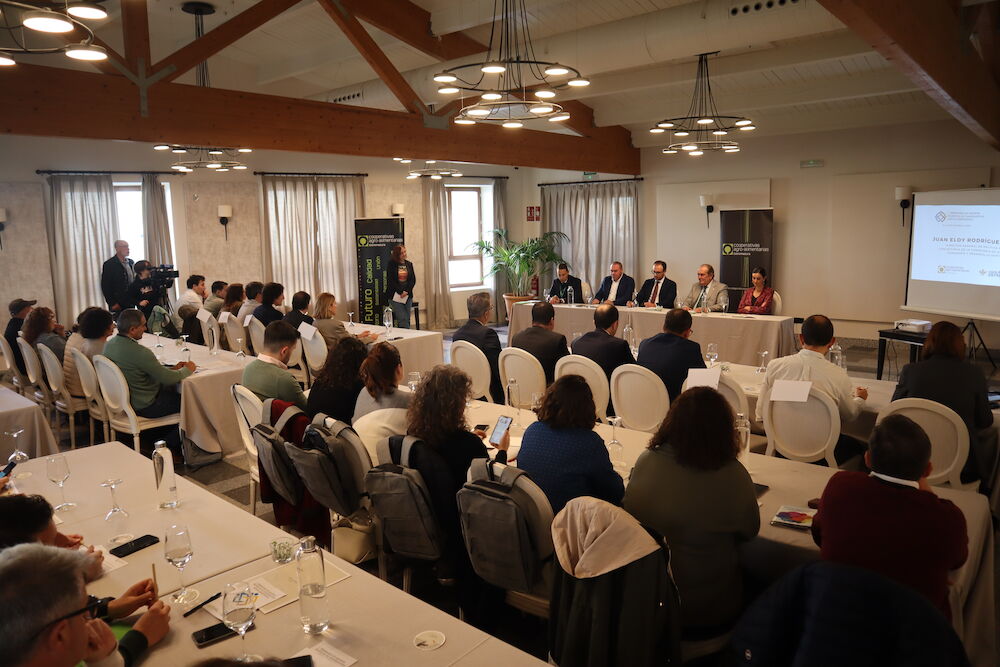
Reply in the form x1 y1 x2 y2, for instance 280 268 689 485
547 263 584 304
591 261 635 307
572 304 635 380
452 291 505 403
100 240 134 312
637 308 705 402
511 302 568 384
630 260 677 309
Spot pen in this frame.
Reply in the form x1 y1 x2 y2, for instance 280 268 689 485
182 591 221 617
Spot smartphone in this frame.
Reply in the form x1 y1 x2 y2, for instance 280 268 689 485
473 424 489 433
753 483 769 498
489 415 513 446
0 461 15 479
109 534 160 558
284 657 314 667
192 621 255 648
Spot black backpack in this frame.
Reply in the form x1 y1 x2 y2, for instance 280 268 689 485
288 415 372 517
251 398 304 505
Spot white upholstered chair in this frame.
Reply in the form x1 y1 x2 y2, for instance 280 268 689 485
231 384 263 514
93 355 181 453
0 335 28 395
37 345 87 449
450 340 493 403
498 347 546 409
555 355 610 423
16 338 53 419
301 331 329 377
609 364 669 433
247 317 266 356
762 386 839 467
69 347 110 446
771 291 783 316
876 398 974 489
223 314 250 355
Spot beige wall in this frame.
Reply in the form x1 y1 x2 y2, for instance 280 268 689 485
0 182 55 329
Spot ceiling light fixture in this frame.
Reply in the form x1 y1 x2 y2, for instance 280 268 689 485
0 0 108 64
66 2 107 19
65 42 107 60
651 52 755 157
155 144 252 172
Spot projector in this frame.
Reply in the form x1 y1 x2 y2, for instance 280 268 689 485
894 319 932 333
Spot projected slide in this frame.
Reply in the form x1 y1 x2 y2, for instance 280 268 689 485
911 204 1000 286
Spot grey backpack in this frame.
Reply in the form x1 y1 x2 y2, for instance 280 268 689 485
364 435 444 561
288 415 372 517
251 399 304 506
457 459 555 594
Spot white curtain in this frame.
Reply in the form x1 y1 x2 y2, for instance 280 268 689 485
142 174 173 266
261 175 365 312
541 180 639 294
422 179 455 329
45 174 119 322
492 178 509 323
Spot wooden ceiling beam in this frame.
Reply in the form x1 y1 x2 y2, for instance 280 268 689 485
149 0 303 83
818 0 1000 149
337 0 484 61
120 0 150 75
0 63 640 174
316 0 427 115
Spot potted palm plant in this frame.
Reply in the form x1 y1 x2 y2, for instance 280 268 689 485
472 230 568 320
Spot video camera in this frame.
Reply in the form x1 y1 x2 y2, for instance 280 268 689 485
149 264 180 291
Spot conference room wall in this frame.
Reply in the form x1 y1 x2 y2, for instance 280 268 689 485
638 119 1000 342
0 182 57 330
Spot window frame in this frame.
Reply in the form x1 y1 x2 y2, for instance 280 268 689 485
446 186 486 289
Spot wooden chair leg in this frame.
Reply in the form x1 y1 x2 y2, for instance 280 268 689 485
132 433 141 452
88 416 95 447
68 412 76 450
402 566 412 593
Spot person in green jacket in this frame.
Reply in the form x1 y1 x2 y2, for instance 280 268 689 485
241 320 307 410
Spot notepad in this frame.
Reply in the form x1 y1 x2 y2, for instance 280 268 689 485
686 367 721 390
770 505 816 530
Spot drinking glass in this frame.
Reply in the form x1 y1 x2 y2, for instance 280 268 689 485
5 427 30 479
46 455 75 511
531 392 543 413
165 524 198 604
506 378 520 431
756 350 769 374
180 334 190 352
154 332 164 350
347 312 355 329
407 372 421 393
607 417 625 474
719 293 729 313
705 343 719 367
223 582 261 662
154 332 164 361
675 298 685 309
101 479 133 545
235 337 246 359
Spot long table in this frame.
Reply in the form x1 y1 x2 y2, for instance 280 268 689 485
466 400 996 667
17 442 545 666
509 302 796 366
350 323 445 375
0 386 57 459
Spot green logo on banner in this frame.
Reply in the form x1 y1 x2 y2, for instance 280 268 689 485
358 236 369 246
722 243 734 255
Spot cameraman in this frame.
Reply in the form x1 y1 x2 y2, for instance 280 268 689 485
128 260 156 318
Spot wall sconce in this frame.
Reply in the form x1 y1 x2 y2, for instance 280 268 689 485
894 187 912 227
218 204 232 240
699 195 715 228
391 203 404 217
0 208 6 250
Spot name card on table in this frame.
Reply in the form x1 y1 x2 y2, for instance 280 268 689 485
218 311 231 324
298 322 317 340
195 308 212 323
770 379 812 402
686 367 721 390
244 315 254 327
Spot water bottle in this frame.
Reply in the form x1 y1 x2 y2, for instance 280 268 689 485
828 342 845 369
296 536 329 634
152 440 178 509
735 413 751 466
566 286 575 304
383 306 393 336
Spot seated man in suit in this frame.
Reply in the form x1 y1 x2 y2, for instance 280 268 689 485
572 304 634 416
253 282 285 326
629 260 677 309
591 261 635 307
682 264 729 312
452 291 505 403
636 308 705 402
511 302 569 385
283 291 314 330
548 263 584 304
241 320 307 410
812 414 968 619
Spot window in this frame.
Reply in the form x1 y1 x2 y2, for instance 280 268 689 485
447 183 494 289
113 182 175 263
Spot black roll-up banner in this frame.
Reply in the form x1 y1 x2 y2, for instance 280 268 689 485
355 218 404 325
719 209 774 311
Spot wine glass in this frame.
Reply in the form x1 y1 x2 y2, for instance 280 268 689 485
607 416 625 474
154 332 164 361
531 392 543 414
180 334 190 352
165 524 198 604
675 298 685 309
719 292 729 313
46 455 76 511
154 332 164 350
101 479 133 545
347 312 355 329
705 343 719 367
756 350 769 374
5 427 31 479
223 582 261 662
407 371 421 393
235 337 246 359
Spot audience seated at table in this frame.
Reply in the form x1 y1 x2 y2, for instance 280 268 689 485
311 292 376 349
572 304 635 380
891 321 995 488
283 291 314 330
22 306 68 363
103 309 194 453
64 307 114 398
737 266 774 315
0 493 103 579
177 273 207 310
624 386 760 635
811 414 968 619
510 301 568 385
636 308 705 402
0 543 170 667
176 304 204 345
222 283 245 317
4 297 34 374
353 342 410 422
452 291 505 403
236 281 263 322
241 321 307 411
517 374 623 513
306 336 367 422
253 282 285 326
203 280 227 318
756 314 868 464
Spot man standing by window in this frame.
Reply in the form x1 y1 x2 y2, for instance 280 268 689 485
100 240 134 313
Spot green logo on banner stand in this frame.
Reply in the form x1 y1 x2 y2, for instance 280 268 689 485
722 243 734 255
358 236 369 246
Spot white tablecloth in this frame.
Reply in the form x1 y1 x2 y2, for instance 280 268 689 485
351 324 445 375
508 302 796 366
0 386 57 459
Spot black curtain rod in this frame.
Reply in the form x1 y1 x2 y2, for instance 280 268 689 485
36 170 179 175
538 177 643 187
456 175 509 179
253 171 368 177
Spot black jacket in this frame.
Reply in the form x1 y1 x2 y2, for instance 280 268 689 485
593 274 635 306
101 255 134 311
3 317 25 374
253 304 285 327
635 278 677 309
127 278 155 317
548 276 584 303
510 325 569 384
452 319 505 403
385 259 416 302
572 328 635 380
636 332 705 402
284 310 315 330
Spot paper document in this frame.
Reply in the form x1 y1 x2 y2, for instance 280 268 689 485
686 367 721 390
298 322 317 340
196 309 212 323
89 545 128 576
244 315 254 327
207 556 351 618
770 380 812 402
204 576 287 620
392 292 408 304
291 640 358 667
219 312 231 324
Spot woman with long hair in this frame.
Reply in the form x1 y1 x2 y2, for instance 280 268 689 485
21 306 67 362
312 292 375 348
353 342 410 422
306 336 368 422
222 283 245 316
736 266 774 314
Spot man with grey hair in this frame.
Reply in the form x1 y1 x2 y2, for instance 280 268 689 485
0 543 121 667
452 291 504 403
101 240 134 313
682 264 729 313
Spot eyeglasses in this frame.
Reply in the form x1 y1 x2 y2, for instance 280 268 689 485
31 596 113 639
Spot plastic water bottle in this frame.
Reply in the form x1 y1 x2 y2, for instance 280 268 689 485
152 440 178 509
828 342 845 369
566 286 575 304
735 413 751 467
383 306 393 336
296 536 329 634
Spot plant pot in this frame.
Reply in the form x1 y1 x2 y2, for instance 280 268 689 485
502 293 536 323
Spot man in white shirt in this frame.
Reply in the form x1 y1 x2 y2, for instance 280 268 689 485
757 314 869 463
682 264 729 312
236 281 264 323
177 274 206 310
591 261 635 307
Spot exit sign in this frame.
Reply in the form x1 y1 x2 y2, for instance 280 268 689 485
583 171 597 180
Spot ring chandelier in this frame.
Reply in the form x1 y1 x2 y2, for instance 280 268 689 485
154 144 253 173
0 0 109 65
394 158 463 180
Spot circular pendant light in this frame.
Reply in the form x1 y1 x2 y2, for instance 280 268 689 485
65 42 108 61
23 9 75 33
66 2 108 19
